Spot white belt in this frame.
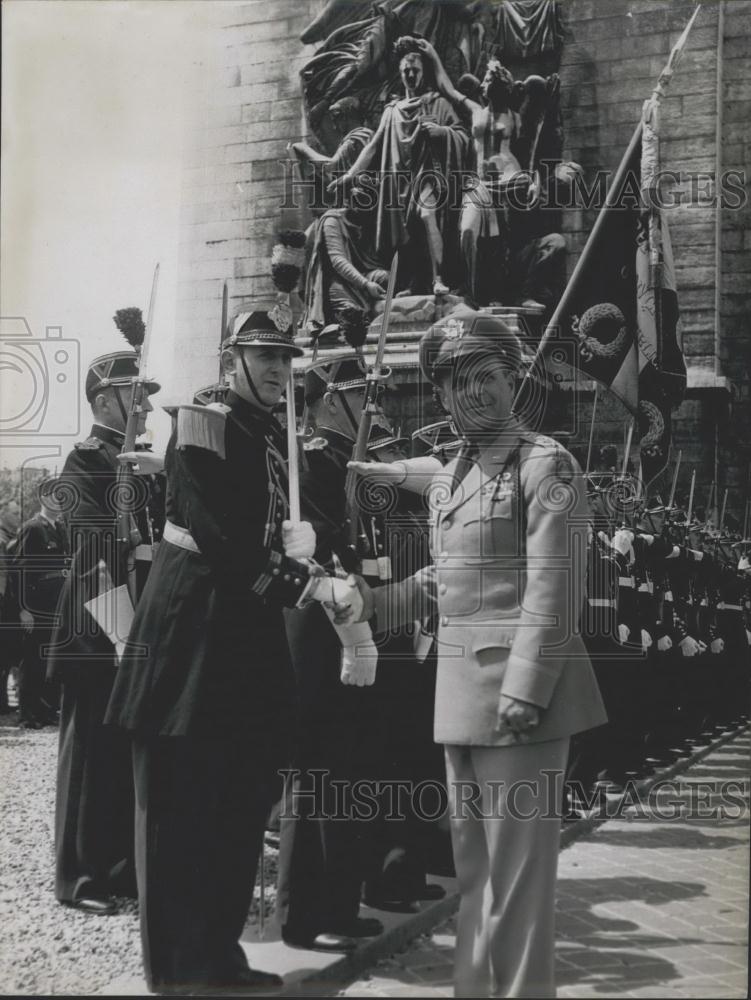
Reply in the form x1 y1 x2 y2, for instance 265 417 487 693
361 559 379 576
588 598 616 608
134 544 153 562
638 582 654 594
718 603 742 612
164 520 200 553
619 577 635 588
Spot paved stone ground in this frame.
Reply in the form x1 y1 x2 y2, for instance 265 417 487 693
339 732 750 999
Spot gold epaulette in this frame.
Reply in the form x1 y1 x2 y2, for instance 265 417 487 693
174 403 230 458
74 436 104 451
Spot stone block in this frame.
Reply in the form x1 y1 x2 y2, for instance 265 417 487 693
241 101 272 124
239 61 288 87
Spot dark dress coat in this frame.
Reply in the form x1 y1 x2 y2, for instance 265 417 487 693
48 422 159 903
104 390 312 993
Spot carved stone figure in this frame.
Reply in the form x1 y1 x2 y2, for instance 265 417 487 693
304 188 389 342
291 96 374 213
415 38 579 310
329 36 470 297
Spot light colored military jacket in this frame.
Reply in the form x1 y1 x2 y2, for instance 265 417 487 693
375 428 607 746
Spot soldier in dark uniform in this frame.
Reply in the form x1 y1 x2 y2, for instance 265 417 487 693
359 426 450 908
105 309 350 995
276 355 387 951
11 479 70 728
48 350 162 915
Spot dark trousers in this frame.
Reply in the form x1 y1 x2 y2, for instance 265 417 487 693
275 763 371 939
19 627 57 723
132 733 280 993
55 673 135 902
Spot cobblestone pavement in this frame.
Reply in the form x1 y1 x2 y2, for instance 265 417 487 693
339 732 750 999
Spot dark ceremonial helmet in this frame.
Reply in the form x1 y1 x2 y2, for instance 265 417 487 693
85 351 161 401
192 383 228 406
419 309 523 386
366 423 408 455
304 354 369 405
224 306 304 357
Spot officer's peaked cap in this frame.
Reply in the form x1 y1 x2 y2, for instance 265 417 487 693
224 306 304 356
304 354 368 404
86 351 160 401
419 309 522 385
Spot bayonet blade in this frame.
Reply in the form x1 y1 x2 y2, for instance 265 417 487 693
138 263 160 379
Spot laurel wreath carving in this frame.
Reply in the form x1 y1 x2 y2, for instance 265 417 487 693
573 303 630 362
639 399 665 457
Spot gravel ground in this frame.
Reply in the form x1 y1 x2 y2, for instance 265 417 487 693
0 710 278 995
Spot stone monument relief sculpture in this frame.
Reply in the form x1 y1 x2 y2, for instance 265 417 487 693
292 0 572 339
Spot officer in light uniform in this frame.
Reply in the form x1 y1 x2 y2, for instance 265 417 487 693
346 310 606 998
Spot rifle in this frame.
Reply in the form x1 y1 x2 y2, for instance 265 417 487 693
667 449 682 511
115 263 160 600
344 251 399 552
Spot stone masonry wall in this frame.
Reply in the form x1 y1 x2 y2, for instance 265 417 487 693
174 0 750 516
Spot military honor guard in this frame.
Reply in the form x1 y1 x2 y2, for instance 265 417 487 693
276 354 387 951
346 311 606 998
11 479 70 728
47 349 162 914
105 309 358 994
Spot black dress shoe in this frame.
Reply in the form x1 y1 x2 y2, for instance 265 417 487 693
328 916 383 938
66 896 117 915
282 928 358 952
365 882 446 908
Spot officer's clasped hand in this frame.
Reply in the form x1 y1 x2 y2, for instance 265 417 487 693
497 694 540 740
282 520 317 560
305 573 365 623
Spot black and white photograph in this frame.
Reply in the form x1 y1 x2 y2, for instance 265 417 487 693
0 0 749 996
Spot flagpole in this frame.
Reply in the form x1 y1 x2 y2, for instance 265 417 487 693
585 384 598 475
512 4 702 414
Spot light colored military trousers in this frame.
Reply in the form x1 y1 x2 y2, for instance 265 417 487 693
444 738 570 998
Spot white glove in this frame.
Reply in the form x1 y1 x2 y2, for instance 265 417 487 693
618 623 630 644
302 574 364 622
657 635 673 652
612 528 634 556
282 520 317 560
746 629 751 646
738 555 750 574
710 637 725 654
679 635 701 657
117 451 165 475
641 628 653 651
324 614 378 686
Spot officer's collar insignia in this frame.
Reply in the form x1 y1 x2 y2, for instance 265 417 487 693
269 302 293 333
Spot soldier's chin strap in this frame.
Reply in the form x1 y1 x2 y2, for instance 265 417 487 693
239 350 273 411
113 386 129 428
